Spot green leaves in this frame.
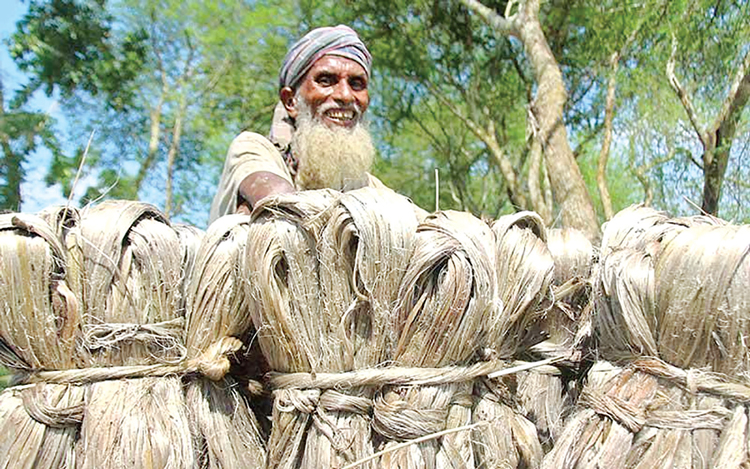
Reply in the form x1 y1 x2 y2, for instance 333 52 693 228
0 76 63 210
4 0 748 222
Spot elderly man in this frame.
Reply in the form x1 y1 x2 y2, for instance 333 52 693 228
209 25 387 222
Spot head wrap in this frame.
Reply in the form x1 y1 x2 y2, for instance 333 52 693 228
279 25 372 91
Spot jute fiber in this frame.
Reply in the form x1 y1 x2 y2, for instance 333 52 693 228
543 205 750 468
0 213 81 468
0 201 241 469
515 227 594 450
64 200 194 468
244 192 570 468
376 210 497 468
471 211 552 468
183 214 265 468
475 213 593 463
244 188 419 468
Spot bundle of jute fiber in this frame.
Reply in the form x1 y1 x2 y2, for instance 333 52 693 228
515 227 595 451
373 210 498 468
543 227 595 353
61 200 194 468
490 211 554 355
183 214 266 468
0 212 82 468
542 206 750 468
475 212 560 461
245 188 420 468
173 223 205 297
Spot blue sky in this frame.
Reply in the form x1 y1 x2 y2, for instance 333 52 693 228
1 0 69 212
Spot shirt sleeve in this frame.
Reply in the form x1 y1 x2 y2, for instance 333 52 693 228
209 131 293 223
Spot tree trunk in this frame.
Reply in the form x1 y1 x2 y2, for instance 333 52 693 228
485 129 528 210
164 92 187 217
133 82 167 192
460 0 601 240
527 133 551 223
701 67 750 214
516 0 600 240
668 39 750 216
597 52 618 221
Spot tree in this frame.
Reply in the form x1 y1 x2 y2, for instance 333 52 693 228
341 0 601 238
331 1 546 219
9 0 297 224
665 3 750 216
0 73 63 210
583 0 750 221
8 0 748 225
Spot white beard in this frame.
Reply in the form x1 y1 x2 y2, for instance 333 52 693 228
291 100 375 191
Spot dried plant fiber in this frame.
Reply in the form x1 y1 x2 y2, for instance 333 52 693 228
0 213 81 468
245 195 565 468
519 227 594 450
1 202 221 468
62 201 195 468
544 205 750 468
244 188 420 468
2 201 275 469
375 210 496 468
183 214 265 468
173 223 204 302
483 213 577 459
490 211 554 354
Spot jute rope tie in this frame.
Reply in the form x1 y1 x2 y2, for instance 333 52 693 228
581 357 750 433
14 336 243 385
269 356 563 442
81 317 187 361
633 357 750 403
11 335 244 427
578 388 731 433
19 384 85 428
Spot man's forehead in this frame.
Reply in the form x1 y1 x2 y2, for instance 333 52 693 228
307 55 368 77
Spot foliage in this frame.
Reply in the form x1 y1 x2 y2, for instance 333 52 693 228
332 0 533 218
8 0 298 225
5 0 750 225
0 74 63 211
9 0 147 108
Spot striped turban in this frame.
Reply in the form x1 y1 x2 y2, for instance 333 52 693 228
279 25 372 91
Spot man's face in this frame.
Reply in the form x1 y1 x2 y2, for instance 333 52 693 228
283 55 369 128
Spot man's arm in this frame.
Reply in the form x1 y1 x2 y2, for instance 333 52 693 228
209 132 295 222
236 171 295 214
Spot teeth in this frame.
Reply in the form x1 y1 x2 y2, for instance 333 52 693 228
326 110 355 120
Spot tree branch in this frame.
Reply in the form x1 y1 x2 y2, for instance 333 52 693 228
597 52 618 220
458 0 518 37
423 80 488 142
710 48 750 136
423 79 526 209
667 34 708 148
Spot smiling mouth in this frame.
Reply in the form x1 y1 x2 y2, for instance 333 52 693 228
323 108 357 125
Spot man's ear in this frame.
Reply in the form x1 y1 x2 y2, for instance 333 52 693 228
279 87 298 119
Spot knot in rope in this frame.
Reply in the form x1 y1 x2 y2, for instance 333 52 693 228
371 390 472 441
186 337 243 381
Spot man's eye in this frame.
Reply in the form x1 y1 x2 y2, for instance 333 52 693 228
349 78 367 91
317 75 336 86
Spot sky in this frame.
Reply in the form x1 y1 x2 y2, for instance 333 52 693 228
1 0 71 213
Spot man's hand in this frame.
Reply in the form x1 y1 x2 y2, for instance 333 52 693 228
237 171 295 213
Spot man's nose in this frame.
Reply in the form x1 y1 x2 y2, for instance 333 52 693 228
332 80 354 104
